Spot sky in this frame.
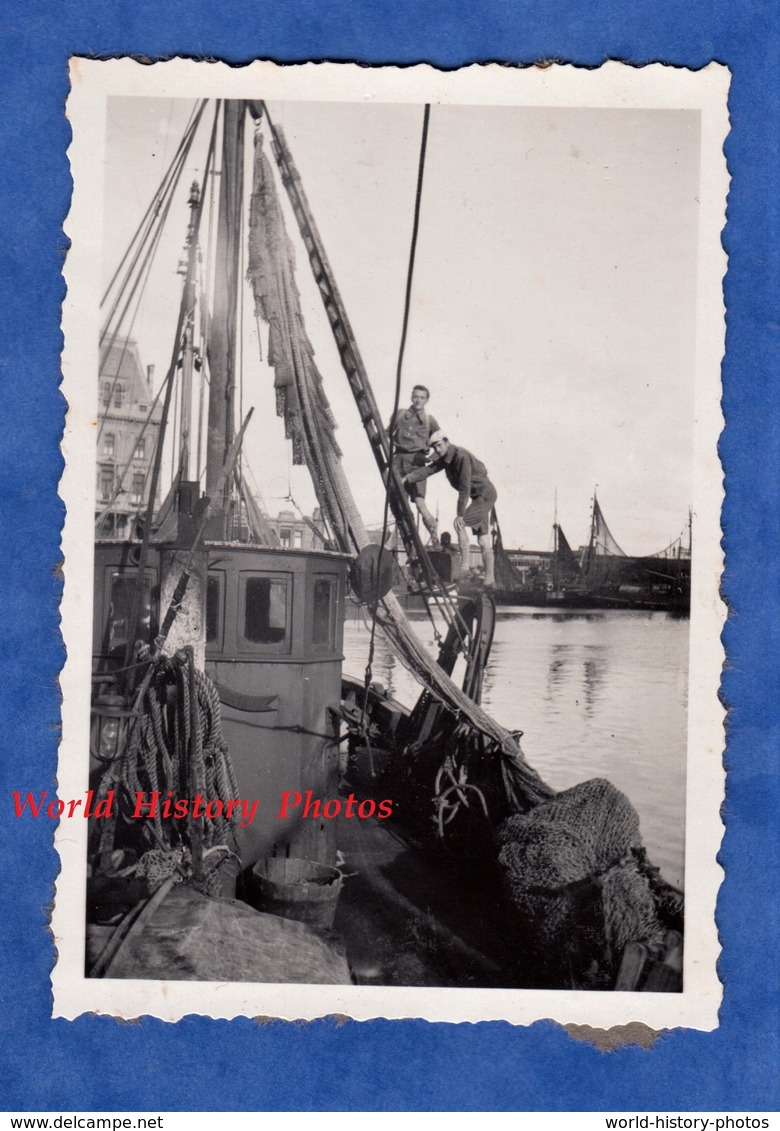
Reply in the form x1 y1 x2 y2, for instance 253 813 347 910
102 95 702 554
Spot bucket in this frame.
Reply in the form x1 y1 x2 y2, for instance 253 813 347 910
246 857 344 931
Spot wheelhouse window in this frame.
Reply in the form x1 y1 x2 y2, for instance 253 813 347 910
106 571 156 655
240 574 291 652
312 576 337 650
206 572 224 649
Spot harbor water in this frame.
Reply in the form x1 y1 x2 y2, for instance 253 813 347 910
343 606 688 890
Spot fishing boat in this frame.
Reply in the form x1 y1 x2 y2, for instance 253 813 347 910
491 495 692 614
86 97 684 992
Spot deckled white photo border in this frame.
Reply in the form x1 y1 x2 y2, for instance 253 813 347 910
55 58 728 1028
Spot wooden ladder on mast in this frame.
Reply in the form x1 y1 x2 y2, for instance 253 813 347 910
259 108 445 601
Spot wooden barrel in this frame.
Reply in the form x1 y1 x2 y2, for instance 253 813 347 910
246 857 344 931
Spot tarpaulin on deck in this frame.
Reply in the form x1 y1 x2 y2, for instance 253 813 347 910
101 884 352 984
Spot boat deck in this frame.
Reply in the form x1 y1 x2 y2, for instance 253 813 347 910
333 812 528 988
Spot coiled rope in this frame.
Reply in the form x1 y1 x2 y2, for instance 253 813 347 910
92 647 240 876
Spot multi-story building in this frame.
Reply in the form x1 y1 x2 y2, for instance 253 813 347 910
267 507 328 551
95 337 162 539
95 338 328 549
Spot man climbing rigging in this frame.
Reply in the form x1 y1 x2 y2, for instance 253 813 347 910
390 384 441 544
403 431 497 588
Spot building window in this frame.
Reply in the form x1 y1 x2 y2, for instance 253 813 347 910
113 382 124 408
293 529 303 549
134 438 145 459
99 467 113 502
102 382 111 407
131 473 145 504
138 404 147 414
279 528 291 549
103 433 115 457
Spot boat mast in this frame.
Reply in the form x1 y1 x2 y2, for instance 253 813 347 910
552 487 559 589
178 181 201 481
585 487 597 578
122 146 210 680
205 100 246 525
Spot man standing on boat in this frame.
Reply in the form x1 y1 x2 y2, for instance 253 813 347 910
403 431 497 588
390 384 440 544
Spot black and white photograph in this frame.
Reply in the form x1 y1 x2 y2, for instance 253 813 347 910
54 60 727 1027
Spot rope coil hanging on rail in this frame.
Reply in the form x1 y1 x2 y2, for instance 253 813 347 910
92 647 241 882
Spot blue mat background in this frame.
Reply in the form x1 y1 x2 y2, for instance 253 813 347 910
0 0 777 1112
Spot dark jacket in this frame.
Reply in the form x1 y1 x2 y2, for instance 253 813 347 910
406 444 494 517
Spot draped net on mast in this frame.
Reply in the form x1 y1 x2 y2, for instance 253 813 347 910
246 124 553 809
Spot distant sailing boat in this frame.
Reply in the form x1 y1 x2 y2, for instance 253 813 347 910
492 491 690 613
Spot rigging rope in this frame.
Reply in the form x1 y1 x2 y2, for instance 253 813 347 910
100 100 206 309
363 103 431 726
95 371 171 534
97 113 205 444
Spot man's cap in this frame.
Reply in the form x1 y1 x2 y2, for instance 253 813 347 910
428 430 447 446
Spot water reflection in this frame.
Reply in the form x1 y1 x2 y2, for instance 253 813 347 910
545 644 609 718
529 611 606 624
343 609 688 889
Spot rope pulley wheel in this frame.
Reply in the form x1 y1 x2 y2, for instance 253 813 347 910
349 544 401 604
